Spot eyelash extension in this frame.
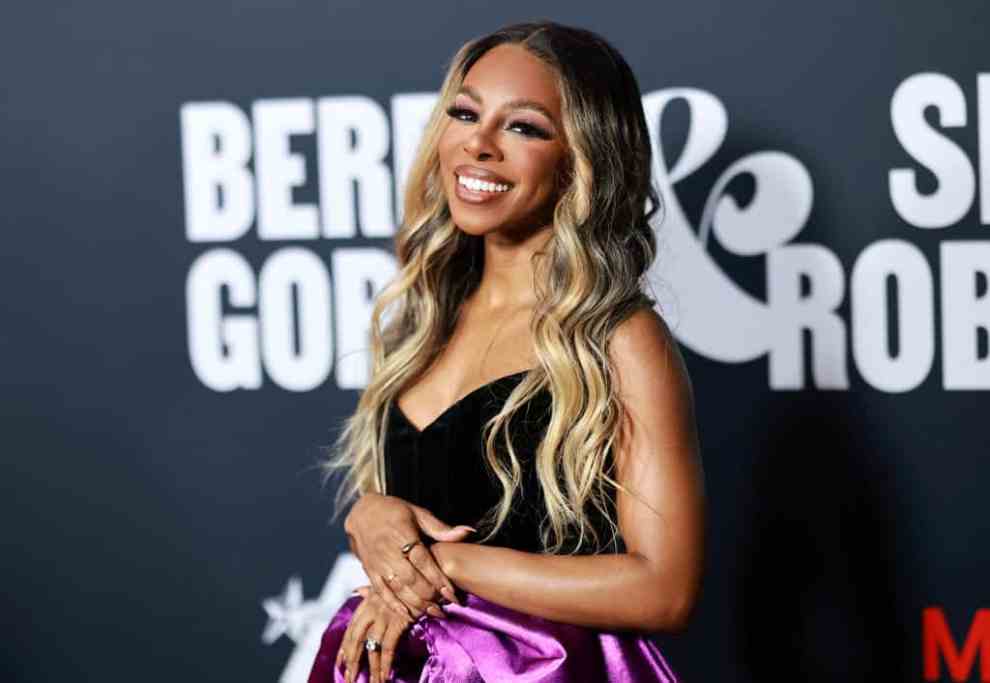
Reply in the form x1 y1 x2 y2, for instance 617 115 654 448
444 106 552 140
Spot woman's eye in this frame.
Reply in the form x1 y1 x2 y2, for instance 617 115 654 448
445 106 476 122
509 121 551 139
445 106 551 140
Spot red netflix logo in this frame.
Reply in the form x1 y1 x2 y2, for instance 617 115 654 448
924 608 990 681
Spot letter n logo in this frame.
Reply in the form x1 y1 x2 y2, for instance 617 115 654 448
923 607 990 681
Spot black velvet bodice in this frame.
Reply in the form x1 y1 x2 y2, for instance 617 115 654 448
384 370 624 555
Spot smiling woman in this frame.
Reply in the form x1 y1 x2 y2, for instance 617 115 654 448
440 44 568 233
310 20 703 683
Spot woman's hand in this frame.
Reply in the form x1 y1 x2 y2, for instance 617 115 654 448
337 586 412 683
344 493 474 619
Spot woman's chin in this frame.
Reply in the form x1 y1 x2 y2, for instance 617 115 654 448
451 215 506 236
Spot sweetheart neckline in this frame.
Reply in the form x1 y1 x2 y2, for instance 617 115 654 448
392 368 535 435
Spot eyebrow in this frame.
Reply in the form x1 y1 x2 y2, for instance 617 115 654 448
456 85 558 125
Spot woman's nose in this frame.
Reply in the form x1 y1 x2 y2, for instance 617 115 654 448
464 128 502 161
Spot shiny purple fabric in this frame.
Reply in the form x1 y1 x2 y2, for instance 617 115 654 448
308 592 680 682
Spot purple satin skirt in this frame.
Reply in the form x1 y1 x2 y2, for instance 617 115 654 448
308 592 680 682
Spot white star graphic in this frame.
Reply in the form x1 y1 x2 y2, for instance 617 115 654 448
261 576 308 644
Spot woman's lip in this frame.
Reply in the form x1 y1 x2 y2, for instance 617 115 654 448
454 164 512 185
453 172 512 205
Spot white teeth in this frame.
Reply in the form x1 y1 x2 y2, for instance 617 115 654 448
457 174 510 193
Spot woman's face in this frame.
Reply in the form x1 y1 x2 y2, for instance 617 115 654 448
438 43 568 239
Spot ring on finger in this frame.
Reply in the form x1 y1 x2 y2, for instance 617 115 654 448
366 632 384 681
400 540 419 555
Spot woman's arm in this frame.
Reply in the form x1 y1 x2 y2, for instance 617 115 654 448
434 309 705 633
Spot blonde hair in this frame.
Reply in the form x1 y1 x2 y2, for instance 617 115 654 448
322 20 663 554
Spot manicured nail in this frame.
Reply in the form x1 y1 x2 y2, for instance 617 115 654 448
427 605 445 619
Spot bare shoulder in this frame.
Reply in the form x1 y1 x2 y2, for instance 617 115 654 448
609 306 693 399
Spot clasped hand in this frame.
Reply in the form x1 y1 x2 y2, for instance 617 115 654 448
338 493 474 682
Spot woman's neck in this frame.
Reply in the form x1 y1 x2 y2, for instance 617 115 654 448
472 225 552 310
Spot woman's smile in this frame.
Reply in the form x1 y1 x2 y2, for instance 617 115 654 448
454 166 514 204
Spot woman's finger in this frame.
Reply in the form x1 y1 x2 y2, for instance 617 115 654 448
393 580 436 619
405 542 462 605
408 503 476 542
373 558 429 619
365 625 384 683
335 609 356 682
335 596 366 671
370 571 415 619
384 566 431 616
341 607 372 683
379 608 411 683
381 529 442 610
386 561 444 618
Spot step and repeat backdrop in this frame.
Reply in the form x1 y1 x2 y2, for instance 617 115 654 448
3 1 988 681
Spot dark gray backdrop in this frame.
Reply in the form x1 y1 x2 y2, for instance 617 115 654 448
3 1 987 681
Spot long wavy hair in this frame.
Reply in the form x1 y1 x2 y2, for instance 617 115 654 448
322 20 663 555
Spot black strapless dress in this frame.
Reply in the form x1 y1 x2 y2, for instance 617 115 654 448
307 370 681 682
384 369 624 555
